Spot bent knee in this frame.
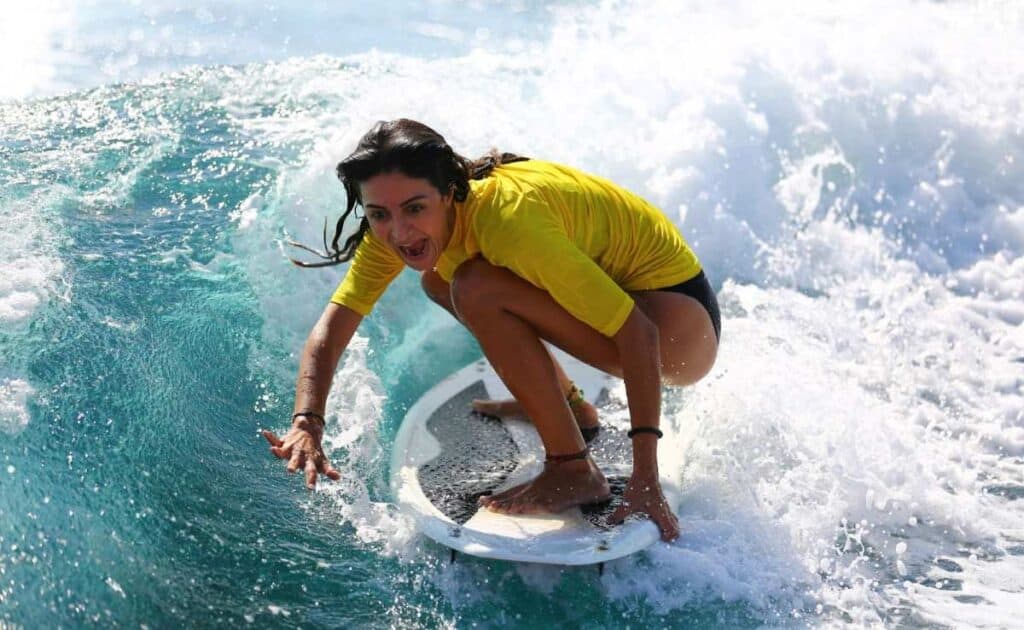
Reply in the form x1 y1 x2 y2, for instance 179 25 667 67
661 346 717 387
420 269 451 308
659 326 718 386
450 257 504 319
634 292 719 387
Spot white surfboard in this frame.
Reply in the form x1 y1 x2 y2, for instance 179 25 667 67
389 349 684 566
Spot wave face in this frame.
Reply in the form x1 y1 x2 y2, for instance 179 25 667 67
1 1 1022 627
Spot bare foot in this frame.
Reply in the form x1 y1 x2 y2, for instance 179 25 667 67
479 458 611 515
471 397 600 435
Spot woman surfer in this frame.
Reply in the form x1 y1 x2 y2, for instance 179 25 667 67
261 119 720 541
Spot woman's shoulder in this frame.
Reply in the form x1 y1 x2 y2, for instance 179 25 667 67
493 158 572 178
472 161 557 211
479 159 580 200
462 164 546 240
467 157 603 218
492 159 619 196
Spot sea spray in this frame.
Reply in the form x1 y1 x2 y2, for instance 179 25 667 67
1 0 1022 626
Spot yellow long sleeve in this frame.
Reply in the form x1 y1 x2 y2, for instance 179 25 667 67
331 159 702 336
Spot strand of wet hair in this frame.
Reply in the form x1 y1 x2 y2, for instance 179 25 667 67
286 151 527 268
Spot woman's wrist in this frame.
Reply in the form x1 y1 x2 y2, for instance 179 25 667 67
291 410 325 433
631 432 660 476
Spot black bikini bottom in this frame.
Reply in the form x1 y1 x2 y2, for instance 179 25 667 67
655 270 721 341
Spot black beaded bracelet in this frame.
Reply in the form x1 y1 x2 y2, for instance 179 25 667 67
627 427 663 439
292 411 326 426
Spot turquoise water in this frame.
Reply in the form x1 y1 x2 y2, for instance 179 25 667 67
3 1 1024 627
1 65 760 628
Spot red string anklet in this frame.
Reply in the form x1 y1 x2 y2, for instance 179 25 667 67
545 447 590 463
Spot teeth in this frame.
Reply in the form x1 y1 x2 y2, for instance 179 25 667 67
401 241 426 258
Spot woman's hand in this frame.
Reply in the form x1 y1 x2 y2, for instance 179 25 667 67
608 470 680 542
268 302 361 489
262 418 341 490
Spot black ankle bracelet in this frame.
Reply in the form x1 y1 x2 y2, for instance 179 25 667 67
627 427 663 439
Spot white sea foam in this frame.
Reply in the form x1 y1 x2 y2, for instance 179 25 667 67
226 0 1024 624
0 196 65 328
0 378 34 434
0 189 66 433
314 334 421 560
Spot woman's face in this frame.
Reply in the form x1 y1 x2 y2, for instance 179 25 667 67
360 171 455 272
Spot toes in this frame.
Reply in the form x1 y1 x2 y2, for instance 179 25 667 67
490 486 522 502
483 489 529 514
502 502 524 515
484 491 551 515
483 496 511 513
480 483 527 506
506 499 538 515
470 399 522 418
484 499 506 513
493 498 531 515
478 491 506 508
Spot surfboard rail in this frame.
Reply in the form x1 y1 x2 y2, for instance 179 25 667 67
389 351 683 566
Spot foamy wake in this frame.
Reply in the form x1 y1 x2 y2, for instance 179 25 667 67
317 333 419 559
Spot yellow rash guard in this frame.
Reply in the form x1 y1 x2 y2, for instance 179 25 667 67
329 159 702 337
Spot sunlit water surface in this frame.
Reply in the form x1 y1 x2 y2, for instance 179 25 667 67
1 1 1023 627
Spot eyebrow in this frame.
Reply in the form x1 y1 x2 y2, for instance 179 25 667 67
364 194 428 210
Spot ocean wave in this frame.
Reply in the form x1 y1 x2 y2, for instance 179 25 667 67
3 0 1022 625
219 1 1024 623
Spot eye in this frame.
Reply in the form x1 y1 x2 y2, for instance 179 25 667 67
368 209 388 221
407 204 424 214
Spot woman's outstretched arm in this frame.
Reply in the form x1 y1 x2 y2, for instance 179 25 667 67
262 302 363 489
608 306 681 541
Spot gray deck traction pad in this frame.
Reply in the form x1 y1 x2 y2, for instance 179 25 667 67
416 380 631 527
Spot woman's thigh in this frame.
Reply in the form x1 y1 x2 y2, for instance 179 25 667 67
428 263 718 386
629 290 718 386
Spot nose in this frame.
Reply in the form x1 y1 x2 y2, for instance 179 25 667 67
389 213 403 241
391 212 414 243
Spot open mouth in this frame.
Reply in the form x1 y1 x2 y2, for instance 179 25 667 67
399 239 429 261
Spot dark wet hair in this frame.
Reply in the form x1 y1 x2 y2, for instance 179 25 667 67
287 119 527 267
